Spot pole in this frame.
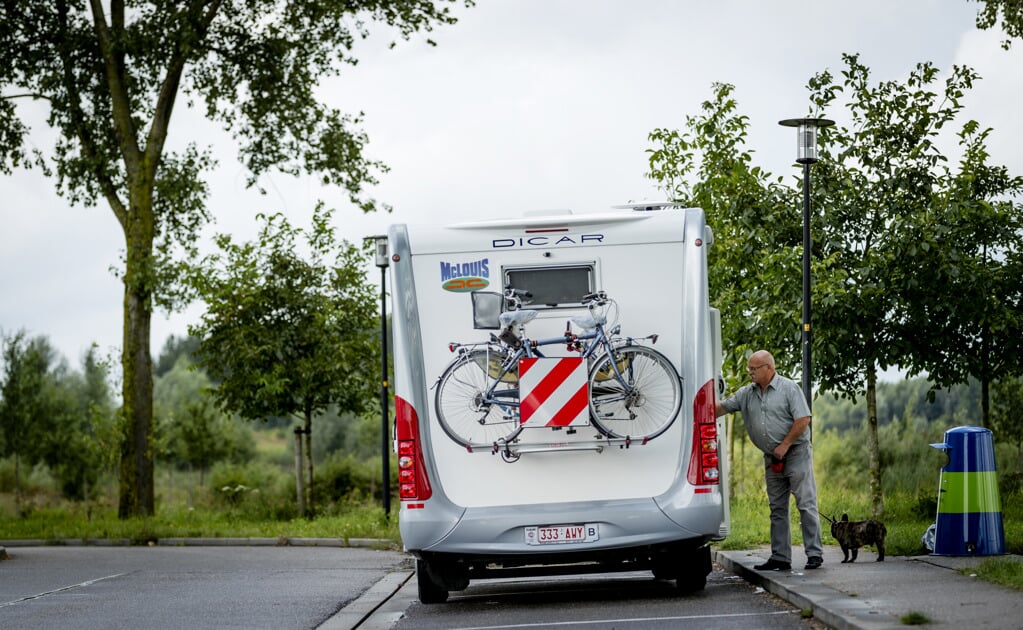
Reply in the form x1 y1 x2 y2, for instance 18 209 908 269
801 162 812 414
380 265 390 519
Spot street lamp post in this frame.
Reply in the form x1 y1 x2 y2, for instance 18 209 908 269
371 235 391 519
778 117 833 413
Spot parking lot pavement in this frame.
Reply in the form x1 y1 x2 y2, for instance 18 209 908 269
716 546 1022 630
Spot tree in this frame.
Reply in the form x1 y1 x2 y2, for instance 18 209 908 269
154 335 201 378
974 0 1023 49
648 55 1020 519
39 345 118 501
0 331 52 513
0 0 470 518
187 206 378 516
893 123 1023 428
800 56 983 516
1 335 118 505
989 376 1023 474
647 83 801 381
154 353 254 490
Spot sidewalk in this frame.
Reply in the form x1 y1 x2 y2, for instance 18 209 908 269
715 546 1021 630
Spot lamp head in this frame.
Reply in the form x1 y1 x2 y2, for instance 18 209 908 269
370 235 389 268
779 117 834 164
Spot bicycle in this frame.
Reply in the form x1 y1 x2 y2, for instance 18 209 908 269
433 288 682 449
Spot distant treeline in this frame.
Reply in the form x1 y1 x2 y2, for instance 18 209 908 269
813 378 986 434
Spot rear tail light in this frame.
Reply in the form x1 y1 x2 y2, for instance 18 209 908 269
394 396 432 501
687 379 720 486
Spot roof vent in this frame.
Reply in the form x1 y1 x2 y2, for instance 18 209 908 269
611 201 680 212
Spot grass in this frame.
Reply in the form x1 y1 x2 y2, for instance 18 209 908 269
900 611 931 625
959 557 1023 591
719 466 1023 591
0 503 400 545
722 485 1022 554
0 460 400 546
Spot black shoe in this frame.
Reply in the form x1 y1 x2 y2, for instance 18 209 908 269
805 556 823 570
753 559 791 571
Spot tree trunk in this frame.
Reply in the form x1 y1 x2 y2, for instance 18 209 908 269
980 280 990 429
294 426 306 516
981 376 990 429
866 365 883 518
304 414 314 514
14 452 21 517
117 214 156 518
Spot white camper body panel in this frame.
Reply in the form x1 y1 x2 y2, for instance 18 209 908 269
388 206 727 599
407 219 686 507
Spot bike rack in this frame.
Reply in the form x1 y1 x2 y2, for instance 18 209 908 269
463 434 649 462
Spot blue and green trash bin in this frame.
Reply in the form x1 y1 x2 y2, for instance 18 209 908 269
929 426 1005 556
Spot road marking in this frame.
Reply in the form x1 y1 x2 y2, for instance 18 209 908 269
448 610 795 629
0 573 126 608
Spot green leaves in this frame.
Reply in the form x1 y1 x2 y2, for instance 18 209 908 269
646 82 803 380
975 0 1023 49
2 0 467 516
1 333 117 501
647 54 1023 420
187 205 378 425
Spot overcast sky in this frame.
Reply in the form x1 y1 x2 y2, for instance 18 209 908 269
2 0 1020 370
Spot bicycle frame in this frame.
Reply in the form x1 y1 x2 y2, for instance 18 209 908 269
454 314 631 426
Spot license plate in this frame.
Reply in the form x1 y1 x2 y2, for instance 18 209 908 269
524 523 599 545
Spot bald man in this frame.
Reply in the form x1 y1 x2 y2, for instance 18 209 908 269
715 350 823 571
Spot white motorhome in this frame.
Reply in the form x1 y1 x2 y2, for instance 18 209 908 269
387 203 728 603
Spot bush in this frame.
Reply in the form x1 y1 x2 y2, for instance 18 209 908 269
313 452 377 512
0 457 57 498
208 461 296 520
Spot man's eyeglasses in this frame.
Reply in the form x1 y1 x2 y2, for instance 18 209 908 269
747 364 768 374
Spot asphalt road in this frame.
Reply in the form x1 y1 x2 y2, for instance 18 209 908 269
2 546 827 630
0 545 409 630
384 565 825 630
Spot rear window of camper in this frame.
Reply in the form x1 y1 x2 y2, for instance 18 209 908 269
504 264 594 308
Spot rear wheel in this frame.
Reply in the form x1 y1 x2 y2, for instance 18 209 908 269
588 345 681 441
675 545 711 594
435 348 523 447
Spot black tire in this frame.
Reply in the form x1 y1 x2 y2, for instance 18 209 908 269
434 348 523 447
588 345 682 441
676 571 707 593
676 545 711 594
651 564 676 580
416 559 449 604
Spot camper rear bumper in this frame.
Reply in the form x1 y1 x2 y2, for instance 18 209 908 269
403 496 723 558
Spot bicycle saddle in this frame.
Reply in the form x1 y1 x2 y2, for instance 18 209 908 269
499 309 538 328
570 311 606 331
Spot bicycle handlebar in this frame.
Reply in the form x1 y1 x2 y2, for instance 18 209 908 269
505 287 533 298
503 287 533 310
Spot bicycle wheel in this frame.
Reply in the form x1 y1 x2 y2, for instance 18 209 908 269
435 348 523 447
588 345 681 441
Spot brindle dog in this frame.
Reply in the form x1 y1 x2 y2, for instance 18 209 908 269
823 513 887 562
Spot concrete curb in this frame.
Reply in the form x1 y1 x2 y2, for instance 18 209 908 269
319 570 414 630
715 550 891 630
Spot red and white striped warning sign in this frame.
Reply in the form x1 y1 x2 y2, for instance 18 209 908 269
519 357 589 428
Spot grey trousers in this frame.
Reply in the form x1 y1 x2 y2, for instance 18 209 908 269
764 442 823 563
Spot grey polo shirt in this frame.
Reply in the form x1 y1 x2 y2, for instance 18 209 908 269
719 374 811 454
